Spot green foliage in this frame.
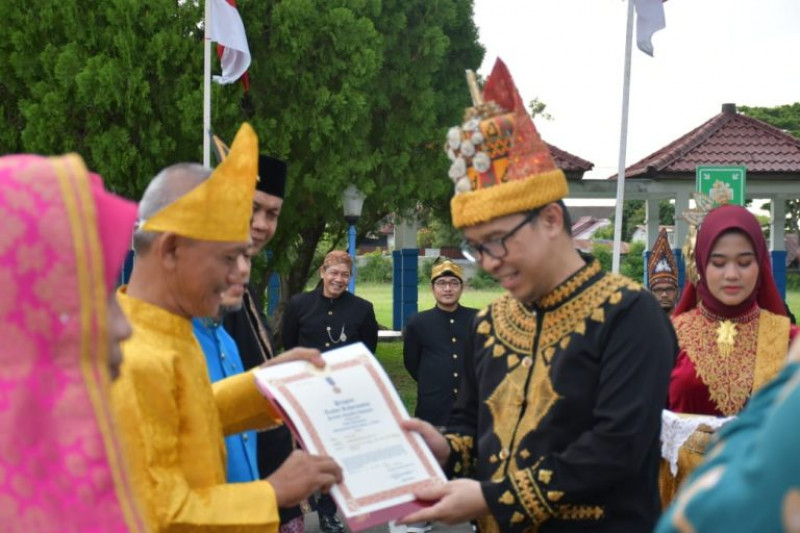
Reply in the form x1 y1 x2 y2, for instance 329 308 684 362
418 257 436 284
417 218 462 248
468 268 499 290
592 225 614 240
0 0 232 197
1 0 484 311
358 251 393 283
786 272 800 291
738 105 800 238
620 241 645 283
739 103 800 138
592 243 612 272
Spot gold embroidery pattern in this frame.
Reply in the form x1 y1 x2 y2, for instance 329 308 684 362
547 491 564 502
499 490 515 505
752 310 791 392
537 273 639 361
538 259 603 309
486 361 549 479
491 294 537 354
675 310 760 416
512 467 554 524
503 274 638 467
445 434 474 477
555 505 605 520
537 470 552 484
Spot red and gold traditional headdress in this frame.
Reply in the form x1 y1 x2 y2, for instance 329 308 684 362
445 59 568 229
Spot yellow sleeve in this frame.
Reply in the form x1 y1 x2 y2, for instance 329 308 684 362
113 355 280 532
214 370 283 436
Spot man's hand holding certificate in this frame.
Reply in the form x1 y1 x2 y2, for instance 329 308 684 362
254 342 447 531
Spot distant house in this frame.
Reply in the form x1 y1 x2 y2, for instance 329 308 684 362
631 225 675 247
572 216 612 240
574 239 630 255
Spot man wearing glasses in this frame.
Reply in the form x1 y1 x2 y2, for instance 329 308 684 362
393 258 477 533
404 258 478 432
398 59 677 533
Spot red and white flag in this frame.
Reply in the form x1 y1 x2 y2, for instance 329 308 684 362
208 0 251 85
634 0 666 56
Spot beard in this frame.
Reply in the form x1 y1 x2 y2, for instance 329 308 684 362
218 301 244 318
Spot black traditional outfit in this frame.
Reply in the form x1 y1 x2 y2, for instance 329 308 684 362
404 305 477 427
445 258 677 532
221 152 305 529
280 288 378 354
279 285 378 526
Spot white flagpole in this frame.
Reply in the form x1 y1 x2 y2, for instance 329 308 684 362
612 0 635 274
203 0 212 168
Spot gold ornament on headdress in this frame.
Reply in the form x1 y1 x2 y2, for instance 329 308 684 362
140 123 258 242
680 192 729 285
431 257 463 282
445 59 568 229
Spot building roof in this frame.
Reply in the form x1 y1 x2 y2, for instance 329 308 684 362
548 142 594 179
610 103 800 180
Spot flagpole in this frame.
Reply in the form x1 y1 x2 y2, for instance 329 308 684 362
203 0 212 168
612 0 635 274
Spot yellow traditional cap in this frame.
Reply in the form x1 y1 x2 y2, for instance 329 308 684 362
431 258 463 282
140 123 258 242
446 59 568 228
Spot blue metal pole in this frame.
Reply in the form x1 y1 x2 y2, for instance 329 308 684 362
348 224 357 293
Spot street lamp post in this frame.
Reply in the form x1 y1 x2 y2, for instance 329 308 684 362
341 184 365 293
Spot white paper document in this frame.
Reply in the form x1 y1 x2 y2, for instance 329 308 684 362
254 342 446 531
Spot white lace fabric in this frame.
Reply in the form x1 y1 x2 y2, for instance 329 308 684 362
660 410 734 475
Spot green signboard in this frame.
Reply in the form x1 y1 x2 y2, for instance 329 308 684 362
696 166 747 206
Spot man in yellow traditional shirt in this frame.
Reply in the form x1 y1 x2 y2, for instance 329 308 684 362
111 124 341 532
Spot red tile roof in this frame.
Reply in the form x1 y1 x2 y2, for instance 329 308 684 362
610 103 800 180
547 142 594 178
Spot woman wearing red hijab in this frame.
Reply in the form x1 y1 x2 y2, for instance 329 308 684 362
669 204 798 417
659 204 799 505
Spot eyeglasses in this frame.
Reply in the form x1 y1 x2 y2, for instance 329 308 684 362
433 279 462 289
460 212 536 263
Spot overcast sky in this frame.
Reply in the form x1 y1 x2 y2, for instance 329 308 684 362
471 0 800 194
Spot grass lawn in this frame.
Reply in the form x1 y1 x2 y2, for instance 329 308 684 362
358 281 503 414
354 282 504 329
366 283 800 415
787 288 800 319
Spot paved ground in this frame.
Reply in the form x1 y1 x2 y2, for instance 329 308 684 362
302 512 474 532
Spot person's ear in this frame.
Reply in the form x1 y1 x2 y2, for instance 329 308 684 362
156 233 181 271
540 203 564 236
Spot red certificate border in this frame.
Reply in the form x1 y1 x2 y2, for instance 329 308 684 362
256 353 442 520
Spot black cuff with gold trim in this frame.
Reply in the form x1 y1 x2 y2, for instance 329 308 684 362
481 457 605 531
443 433 475 478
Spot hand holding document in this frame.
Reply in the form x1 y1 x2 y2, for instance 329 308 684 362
254 342 447 531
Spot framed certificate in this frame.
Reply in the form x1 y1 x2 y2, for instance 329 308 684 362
254 342 446 531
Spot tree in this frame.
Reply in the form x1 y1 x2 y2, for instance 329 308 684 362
739 103 800 138
0 0 236 197
739 103 800 242
1 0 484 314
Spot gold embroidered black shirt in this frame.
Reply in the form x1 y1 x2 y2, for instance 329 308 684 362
445 257 677 532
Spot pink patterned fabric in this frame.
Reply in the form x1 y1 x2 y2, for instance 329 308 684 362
0 154 144 532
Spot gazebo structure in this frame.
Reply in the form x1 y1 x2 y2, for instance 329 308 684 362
569 103 800 296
